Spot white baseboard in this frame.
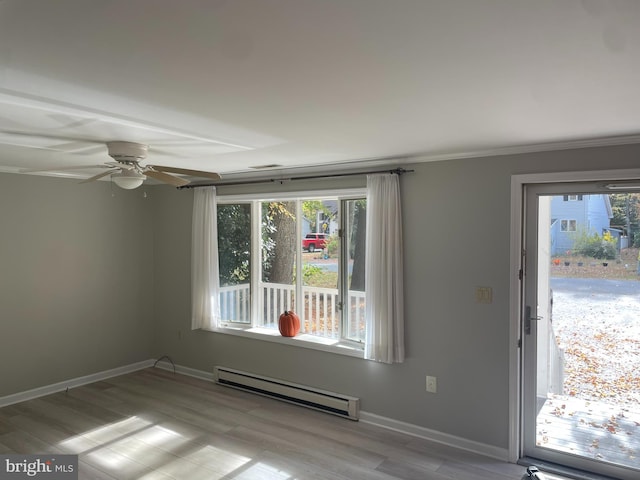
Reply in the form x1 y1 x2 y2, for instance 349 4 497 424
359 411 509 461
154 362 509 462
153 360 215 381
0 359 154 408
0 359 509 462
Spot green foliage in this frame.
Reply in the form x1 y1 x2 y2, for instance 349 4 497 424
260 202 276 281
302 264 323 282
325 234 339 257
610 193 640 241
302 200 334 233
219 201 298 286
217 204 251 286
302 264 338 288
572 229 618 260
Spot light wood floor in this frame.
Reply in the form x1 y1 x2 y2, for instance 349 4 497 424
0 368 565 480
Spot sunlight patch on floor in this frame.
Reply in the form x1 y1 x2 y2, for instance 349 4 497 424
58 415 152 452
233 461 293 479
182 444 251 474
128 424 189 449
81 416 153 443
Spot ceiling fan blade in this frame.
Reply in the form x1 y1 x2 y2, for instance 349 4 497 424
20 164 111 173
105 161 135 170
79 169 118 184
144 169 190 187
148 165 221 180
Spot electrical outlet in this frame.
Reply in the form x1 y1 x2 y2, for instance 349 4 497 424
426 375 437 393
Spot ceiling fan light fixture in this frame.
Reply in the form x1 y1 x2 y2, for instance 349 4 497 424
111 169 147 189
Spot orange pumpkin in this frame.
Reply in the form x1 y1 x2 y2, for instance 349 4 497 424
278 310 300 337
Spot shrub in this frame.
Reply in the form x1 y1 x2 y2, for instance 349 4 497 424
301 264 338 288
302 264 323 283
573 230 618 260
325 234 339 257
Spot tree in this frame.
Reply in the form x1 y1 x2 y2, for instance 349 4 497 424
302 200 335 233
262 201 296 284
217 203 251 286
609 193 640 246
349 200 366 291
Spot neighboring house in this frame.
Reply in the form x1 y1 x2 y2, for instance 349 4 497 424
550 194 613 255
302 200 339 236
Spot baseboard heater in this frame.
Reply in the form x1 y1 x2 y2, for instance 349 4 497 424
213 366 360 420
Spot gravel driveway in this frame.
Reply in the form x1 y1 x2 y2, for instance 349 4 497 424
550 278 640 406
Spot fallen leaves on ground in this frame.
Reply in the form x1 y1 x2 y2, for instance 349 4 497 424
553 286 640 407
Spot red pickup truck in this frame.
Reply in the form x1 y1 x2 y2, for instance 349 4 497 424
302 233 328 252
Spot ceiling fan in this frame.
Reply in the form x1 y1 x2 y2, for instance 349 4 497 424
86 141 221 189
24 141 221 189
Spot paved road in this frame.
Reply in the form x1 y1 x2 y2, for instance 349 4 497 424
306 259 353 274
550 277 640 297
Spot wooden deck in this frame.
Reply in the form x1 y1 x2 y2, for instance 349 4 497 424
537 394 639 471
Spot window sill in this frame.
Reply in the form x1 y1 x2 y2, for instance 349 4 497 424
207 325 365 358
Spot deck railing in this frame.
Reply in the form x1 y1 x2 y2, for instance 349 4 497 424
220 284 251 324
218 282 365 342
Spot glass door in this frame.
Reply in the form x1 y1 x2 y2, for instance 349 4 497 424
522 182 640 480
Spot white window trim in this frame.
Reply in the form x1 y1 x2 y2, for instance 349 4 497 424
509 167 640 463
560 218 577 231
217 188 366 203
214 188 367 356
209 324 364 358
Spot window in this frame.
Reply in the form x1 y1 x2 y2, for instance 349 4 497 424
216 193 367 345
563 194 583 201
217 203 252 324
560 219 577 232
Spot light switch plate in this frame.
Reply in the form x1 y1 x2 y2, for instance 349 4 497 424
426 375 437 393
475 286 493 304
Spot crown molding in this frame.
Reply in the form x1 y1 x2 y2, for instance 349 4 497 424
404 133 640 164
3 133 640 182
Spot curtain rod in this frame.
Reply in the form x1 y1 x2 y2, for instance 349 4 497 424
178 167 414 189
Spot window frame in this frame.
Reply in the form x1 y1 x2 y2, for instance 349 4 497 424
564 194 584 201
560 218 577 232
215 188 367 355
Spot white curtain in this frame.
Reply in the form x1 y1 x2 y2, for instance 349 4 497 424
364 174 405 363
191 187 220 330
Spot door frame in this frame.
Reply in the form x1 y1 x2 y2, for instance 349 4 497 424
508 168 640 463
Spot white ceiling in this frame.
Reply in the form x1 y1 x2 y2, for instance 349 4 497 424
1 0 640 183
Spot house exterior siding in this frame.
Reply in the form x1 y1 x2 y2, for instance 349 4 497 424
550 194 612 255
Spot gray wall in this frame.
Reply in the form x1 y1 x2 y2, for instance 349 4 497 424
151 143 640 451
2 142 639 451
0 173 154 396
